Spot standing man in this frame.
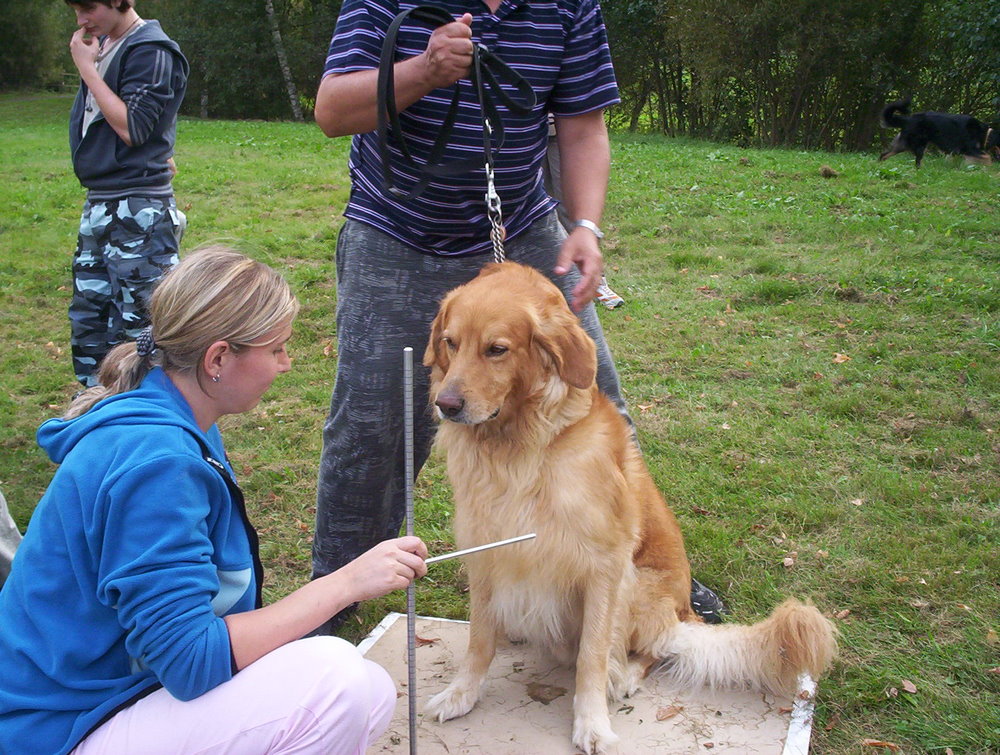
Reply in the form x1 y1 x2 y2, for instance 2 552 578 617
312 0 724 631
65 0 188 387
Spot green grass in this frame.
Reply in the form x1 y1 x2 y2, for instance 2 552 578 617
2 93 998 754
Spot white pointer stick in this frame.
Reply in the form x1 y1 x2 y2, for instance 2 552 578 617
425 533 537 564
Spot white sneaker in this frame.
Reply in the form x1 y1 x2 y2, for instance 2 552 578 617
596 278 625 309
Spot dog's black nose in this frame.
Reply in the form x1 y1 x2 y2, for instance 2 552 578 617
435 393 464 418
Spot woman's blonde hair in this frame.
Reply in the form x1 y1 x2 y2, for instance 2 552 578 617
65 246 299 418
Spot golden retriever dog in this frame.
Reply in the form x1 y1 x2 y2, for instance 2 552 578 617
422 262 837 754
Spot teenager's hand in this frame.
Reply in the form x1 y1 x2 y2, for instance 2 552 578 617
70 28 99 71
418 13 474 90
336 536 428 603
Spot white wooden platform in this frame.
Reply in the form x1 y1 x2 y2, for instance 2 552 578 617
360 613 816 754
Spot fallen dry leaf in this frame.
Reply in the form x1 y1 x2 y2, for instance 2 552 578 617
986 667 1000 675
832 352 851 363
901 679 917 694
415 635 440 647
835 609 851 620
656 705 683 721
887 687 898 698
526 681 567 705
778 706 793 714
861 739 900 751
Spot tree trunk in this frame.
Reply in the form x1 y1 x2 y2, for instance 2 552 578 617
200 60 209 119
265 0 303 122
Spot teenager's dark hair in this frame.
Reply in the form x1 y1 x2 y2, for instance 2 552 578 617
64 0 134 10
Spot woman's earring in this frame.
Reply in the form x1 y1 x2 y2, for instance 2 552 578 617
212 374 221 383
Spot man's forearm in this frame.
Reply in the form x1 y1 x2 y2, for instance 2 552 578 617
316 14 475 138
315 58 448 138
554 111 610 227
78 66 132 145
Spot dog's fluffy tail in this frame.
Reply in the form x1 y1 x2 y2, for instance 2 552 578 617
881 97 912 128
653 598 837 697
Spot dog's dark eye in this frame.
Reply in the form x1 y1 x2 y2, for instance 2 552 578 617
442 336 456 351
487 344 508 357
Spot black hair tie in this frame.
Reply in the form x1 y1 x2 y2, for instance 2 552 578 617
135 326 155 358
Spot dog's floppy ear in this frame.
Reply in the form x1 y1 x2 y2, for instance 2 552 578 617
424 295 452 371
533 305 597 389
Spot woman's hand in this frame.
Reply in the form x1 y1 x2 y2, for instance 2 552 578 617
224 536 428 670
335 536 428 603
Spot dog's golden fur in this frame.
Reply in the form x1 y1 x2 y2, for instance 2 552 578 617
423 262 836 754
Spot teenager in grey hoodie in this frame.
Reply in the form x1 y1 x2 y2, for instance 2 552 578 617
65 0 189 387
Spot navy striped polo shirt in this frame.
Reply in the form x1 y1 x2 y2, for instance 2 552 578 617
324 0 620 256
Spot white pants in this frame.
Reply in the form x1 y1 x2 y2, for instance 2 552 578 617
72 637 396 755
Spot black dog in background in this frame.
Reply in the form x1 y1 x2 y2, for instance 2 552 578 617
879 97 992 167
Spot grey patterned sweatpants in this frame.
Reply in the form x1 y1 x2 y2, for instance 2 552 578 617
70 195 185 386
313 212 628 586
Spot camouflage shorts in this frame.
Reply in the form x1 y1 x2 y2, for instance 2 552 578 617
70 195 185 387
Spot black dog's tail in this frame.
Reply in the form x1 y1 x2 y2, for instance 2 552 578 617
881 97 912 128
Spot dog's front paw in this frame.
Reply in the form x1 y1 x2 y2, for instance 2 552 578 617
425 680 482 722
572 712 619 754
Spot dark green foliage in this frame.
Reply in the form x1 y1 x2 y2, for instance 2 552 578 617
0 0 71 90
154 0 343 120
603 0 999 149
4 0 997 150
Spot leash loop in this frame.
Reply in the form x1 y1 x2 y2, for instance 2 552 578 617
376 5 536 263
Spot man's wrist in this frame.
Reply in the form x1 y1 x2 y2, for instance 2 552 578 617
572 219 604 240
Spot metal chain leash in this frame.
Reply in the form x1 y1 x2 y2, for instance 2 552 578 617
486 164 506 264
484 116 506 264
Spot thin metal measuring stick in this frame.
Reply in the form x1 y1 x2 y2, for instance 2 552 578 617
402 347 418 755
426 533 537 564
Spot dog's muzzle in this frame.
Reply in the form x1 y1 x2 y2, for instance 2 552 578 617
434 388 501 424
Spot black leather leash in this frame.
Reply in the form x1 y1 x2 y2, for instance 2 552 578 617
376 5 537 259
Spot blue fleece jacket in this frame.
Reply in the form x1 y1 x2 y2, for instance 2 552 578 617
0 369 261 755
69 20 189 199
